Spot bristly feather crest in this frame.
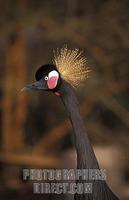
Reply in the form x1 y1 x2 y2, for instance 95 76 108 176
53 46 91 88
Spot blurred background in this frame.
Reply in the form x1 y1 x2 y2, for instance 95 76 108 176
0 0 129 199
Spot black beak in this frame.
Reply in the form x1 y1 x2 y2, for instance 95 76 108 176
21 79 48 92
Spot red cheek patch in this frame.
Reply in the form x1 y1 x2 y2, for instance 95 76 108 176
47 76 58 89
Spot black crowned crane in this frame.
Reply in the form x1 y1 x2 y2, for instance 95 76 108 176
22 47 120 200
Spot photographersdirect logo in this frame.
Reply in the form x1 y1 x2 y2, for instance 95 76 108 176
22 169 106 194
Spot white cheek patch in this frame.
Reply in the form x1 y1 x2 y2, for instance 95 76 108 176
47 70 59 89
48 70 59 79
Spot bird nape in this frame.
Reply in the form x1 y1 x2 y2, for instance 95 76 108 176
22 47 120 200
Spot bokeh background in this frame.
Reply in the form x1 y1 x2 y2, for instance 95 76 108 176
0 0 129 199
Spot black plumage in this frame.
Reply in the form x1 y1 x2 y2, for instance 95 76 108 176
22 47 120 200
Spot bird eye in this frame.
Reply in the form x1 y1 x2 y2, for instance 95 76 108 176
44 76 48 80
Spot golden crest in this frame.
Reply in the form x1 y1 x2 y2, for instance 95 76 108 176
53 46 91 87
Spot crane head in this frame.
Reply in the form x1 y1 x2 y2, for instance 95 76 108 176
21 46 90 93
21 64 62 92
